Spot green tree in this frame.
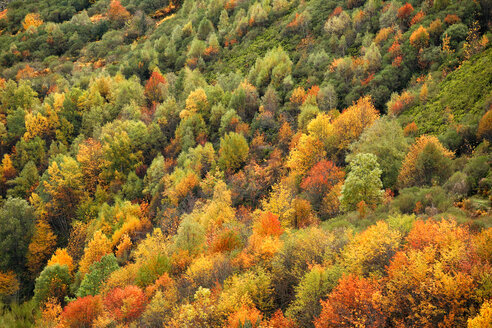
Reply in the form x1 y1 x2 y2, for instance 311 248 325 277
218 132 249 173
7 161 39 199
340 153 384 211
76 254 119 298
286 265 342 327
33 264 71 305
348 118 409 189
0 198 35 274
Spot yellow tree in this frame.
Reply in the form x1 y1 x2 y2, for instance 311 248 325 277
47 248 74 274
332 96 379 151
286 134 326 176
0 271 19 297
78 230 112 275
398 135 454 188
27 219 57 276
22 13 43 31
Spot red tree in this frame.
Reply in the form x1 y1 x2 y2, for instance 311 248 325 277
145 70 167 103
60 295 103 328
104 285 147 323
300 160 345 209
397 3 414 24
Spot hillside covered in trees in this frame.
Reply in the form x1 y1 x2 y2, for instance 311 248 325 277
0 0 491 327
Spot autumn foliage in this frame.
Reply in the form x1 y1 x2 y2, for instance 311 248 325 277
104 285 147 323
108 0 131 22
60 295 103 327
315 274 385 328
398 135 454 188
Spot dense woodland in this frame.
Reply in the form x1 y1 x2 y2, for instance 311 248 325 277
0 0 491 327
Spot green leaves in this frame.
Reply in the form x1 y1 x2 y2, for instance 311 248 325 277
340 153 384 211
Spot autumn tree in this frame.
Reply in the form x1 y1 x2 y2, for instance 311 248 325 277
47 248 74 274
108 0 131 27
0 271 20 299
410 25 430 48
27 219 57 276
477 109 492 141
300 160 345 212
398 135 454 188
22 13 43 31
59 295 103 328
384 220 481 327
287 134 326 176
76 138 106 194
340 153 384 211
78 230 112 275
342 221 401 276
41 156 85 236
314 274 385 328
397 3 414 27
104 285 147 323
145 70 167 104
332 96 379 152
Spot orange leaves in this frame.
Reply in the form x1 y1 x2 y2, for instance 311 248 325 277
226 304 262 328
387 91 414 115
47 248 74 274
27 220 57 276
16 64 36 81
405 219 470 251
104 285 147 323
444 14 461 25
254 212 284 237
385 219 480 327
0 9 7 21
290 87 306 107
108 0 131 22
0 271 19 296
410 11 425 26
403 122 418 136
397 3 414 21
145 70 167 103
76 138 106 193
211 228 243 253
410 25 430 49
60 295 103 328
332 96 379 151
315 274 385 328
477 109 492 141
22 13 43 31
374 27 394 45
301 160 345 196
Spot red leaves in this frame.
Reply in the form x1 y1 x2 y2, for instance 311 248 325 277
104 285 147 323
60 295 103 328
145 70 167 103
397 3 414 21
301 160 345 197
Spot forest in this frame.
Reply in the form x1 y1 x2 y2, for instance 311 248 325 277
0 0 491 327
